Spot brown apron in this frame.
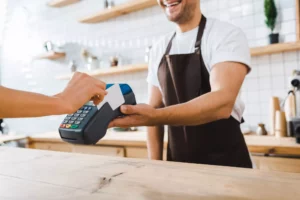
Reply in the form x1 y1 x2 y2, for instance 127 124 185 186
157 16 252 168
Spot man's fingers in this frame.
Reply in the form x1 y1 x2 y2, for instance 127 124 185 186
109 117 132 128
120 105 137 115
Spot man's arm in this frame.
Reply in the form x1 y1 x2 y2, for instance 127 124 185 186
147 85 164 160
156 62 248 126
109 62 248 127
0 72 106 118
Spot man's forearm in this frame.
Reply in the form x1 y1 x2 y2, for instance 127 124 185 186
147 125 164 160
0 87 67 118
156 90 234 126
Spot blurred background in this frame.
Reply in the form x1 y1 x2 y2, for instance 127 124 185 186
0 0 298 135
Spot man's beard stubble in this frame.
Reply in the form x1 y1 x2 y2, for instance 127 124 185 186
168 2 197 24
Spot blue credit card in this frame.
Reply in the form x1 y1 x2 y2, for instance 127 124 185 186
106 84 132 95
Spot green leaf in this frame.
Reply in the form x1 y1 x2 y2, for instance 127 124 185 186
264 0 277 32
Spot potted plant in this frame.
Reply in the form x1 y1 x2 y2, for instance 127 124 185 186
264 0 279 44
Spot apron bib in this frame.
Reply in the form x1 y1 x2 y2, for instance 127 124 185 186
157 16 252 168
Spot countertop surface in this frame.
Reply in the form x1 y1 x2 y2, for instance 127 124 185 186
0 147 299 200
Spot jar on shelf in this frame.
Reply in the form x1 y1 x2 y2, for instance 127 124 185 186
256 123 267 136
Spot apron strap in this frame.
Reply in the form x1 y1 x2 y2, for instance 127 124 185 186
196 16 210 95
164 15 207 55
165 32 176 55
195 15 207 49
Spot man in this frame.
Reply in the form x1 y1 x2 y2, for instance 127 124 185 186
110 0 252 168
0 72 106 118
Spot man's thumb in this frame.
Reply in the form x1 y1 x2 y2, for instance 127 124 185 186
120 105 135 114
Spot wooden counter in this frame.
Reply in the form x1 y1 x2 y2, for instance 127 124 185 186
0 147 299 200
28 130 164 148
28 131 300 156
28 131 168 159
245 135 300 156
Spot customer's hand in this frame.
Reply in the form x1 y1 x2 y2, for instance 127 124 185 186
55 72 107 114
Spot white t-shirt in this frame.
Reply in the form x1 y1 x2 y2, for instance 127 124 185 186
147 18 251 122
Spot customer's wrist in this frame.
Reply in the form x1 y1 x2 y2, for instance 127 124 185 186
52 94 71 115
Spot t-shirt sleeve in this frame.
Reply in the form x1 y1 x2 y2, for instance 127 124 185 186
209 25 251 72
146 46 160 87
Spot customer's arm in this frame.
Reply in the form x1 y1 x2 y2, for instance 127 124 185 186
0 72 106 118
147 85 164 160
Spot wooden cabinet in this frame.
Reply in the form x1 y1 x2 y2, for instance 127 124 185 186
125 147 167 160
125 147 148 158
29 142 73 152
29 142 125 157
72 145 125 157
252 156 300 173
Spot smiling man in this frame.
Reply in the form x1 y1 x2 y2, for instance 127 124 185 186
110 0 253 168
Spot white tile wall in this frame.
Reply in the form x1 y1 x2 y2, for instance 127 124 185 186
0 0 298 134
202 0 297 47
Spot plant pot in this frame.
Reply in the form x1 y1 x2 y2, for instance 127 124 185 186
269 33 279 44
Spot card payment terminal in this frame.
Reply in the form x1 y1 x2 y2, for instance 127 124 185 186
59 83 136 145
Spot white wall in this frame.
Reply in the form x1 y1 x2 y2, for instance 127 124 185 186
0 0 298 134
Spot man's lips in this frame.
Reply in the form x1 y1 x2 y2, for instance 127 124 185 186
163 0 182 7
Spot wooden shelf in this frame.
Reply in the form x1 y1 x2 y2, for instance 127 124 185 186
35 52 66 60
56 63 148 80
48 0 80 7
79 0 157 23
250 42 300 56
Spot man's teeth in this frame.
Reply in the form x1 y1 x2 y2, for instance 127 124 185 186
164 2 180 7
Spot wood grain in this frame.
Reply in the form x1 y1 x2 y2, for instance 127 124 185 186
250 42 300 56
0 147 299 200
72 145 125 157
48 0 80 7
79 0 157 23
56 64 148 80
34 52 66 60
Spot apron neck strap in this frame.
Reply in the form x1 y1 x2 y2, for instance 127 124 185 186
164 15 207 55
165 32 176 55
195 15 206 49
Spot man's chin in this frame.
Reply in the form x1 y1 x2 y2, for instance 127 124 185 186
166 15 182 23
164 10 180 20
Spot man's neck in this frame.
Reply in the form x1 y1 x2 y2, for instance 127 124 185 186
176 11 202 33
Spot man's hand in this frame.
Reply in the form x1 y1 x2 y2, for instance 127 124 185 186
110 62 248 128
109 104 159 128
55 72 107 114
